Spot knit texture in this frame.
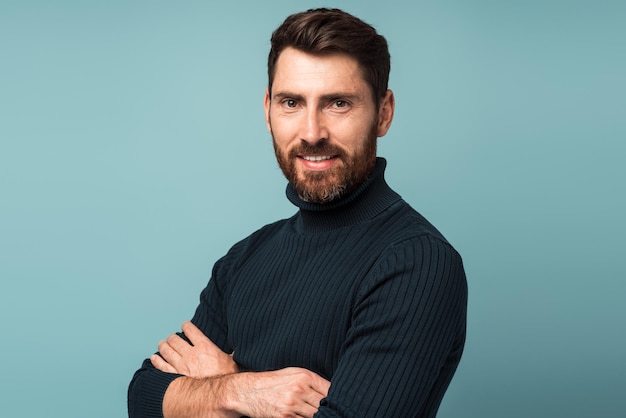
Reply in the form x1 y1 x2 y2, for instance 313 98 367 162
128 158 467 417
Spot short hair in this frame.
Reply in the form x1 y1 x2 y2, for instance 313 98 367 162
268 8 390 107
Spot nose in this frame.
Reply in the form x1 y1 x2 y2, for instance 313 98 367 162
300 108 328 144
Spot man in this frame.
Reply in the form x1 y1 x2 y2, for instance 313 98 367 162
128 8 467 418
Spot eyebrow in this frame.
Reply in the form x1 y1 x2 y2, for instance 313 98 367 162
272 91 363 103
272 92 304 101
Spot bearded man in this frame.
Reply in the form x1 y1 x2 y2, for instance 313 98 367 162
128 8 467 418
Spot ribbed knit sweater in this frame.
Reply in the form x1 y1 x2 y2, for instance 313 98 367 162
128 158 467 417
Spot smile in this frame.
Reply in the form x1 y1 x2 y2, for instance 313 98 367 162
302 155 334 162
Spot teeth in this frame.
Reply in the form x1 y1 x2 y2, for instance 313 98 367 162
303 156 332 162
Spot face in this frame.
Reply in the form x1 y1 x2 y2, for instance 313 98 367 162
264 47 394 203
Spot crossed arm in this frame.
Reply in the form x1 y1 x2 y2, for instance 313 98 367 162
150 321 330 418
130 237 467 417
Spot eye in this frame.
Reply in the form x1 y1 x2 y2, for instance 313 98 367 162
283 99 297 108
333 100 349 109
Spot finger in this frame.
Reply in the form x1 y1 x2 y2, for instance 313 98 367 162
158 339 184 368
150 353 177 374
294 404 319 418
181 321 211 346
302 386 326 409
313 382 330 398
308 374 331 397
292 398 321 418
182 322 230 356
166 332 193 355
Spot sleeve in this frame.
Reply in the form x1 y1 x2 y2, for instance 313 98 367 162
315 235 467 418
127 253 234 418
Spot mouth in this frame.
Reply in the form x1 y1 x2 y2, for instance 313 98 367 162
301 155 335 162
297 155 338 171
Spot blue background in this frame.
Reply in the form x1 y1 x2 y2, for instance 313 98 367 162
1 1 624 416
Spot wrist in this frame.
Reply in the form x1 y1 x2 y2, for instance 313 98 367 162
163 375 240 418
217 372 248 417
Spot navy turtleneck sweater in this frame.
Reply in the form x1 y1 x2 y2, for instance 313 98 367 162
128 158 467 417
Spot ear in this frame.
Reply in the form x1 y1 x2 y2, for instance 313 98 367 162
376 89 395 137
263 87 272 134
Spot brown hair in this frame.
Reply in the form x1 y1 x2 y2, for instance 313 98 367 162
268 8 390 108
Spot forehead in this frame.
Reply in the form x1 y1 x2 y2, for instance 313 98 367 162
272 47 369 96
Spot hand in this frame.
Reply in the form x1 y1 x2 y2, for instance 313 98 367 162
151 321 238 378
230 367 331 418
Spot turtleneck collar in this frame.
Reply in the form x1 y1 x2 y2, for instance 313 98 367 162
285 158 402 233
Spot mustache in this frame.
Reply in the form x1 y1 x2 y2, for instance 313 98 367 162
288 142 344 158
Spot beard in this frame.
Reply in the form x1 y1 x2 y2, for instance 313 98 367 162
272 127 378 204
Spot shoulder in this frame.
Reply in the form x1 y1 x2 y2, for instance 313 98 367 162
360 200 466 292
376 199 456 252
212 217 290 275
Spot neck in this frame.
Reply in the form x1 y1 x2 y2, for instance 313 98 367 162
286 158 402 232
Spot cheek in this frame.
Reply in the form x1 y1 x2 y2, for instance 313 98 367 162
271 131 291 154
269 115 296 142
337 120 376 149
